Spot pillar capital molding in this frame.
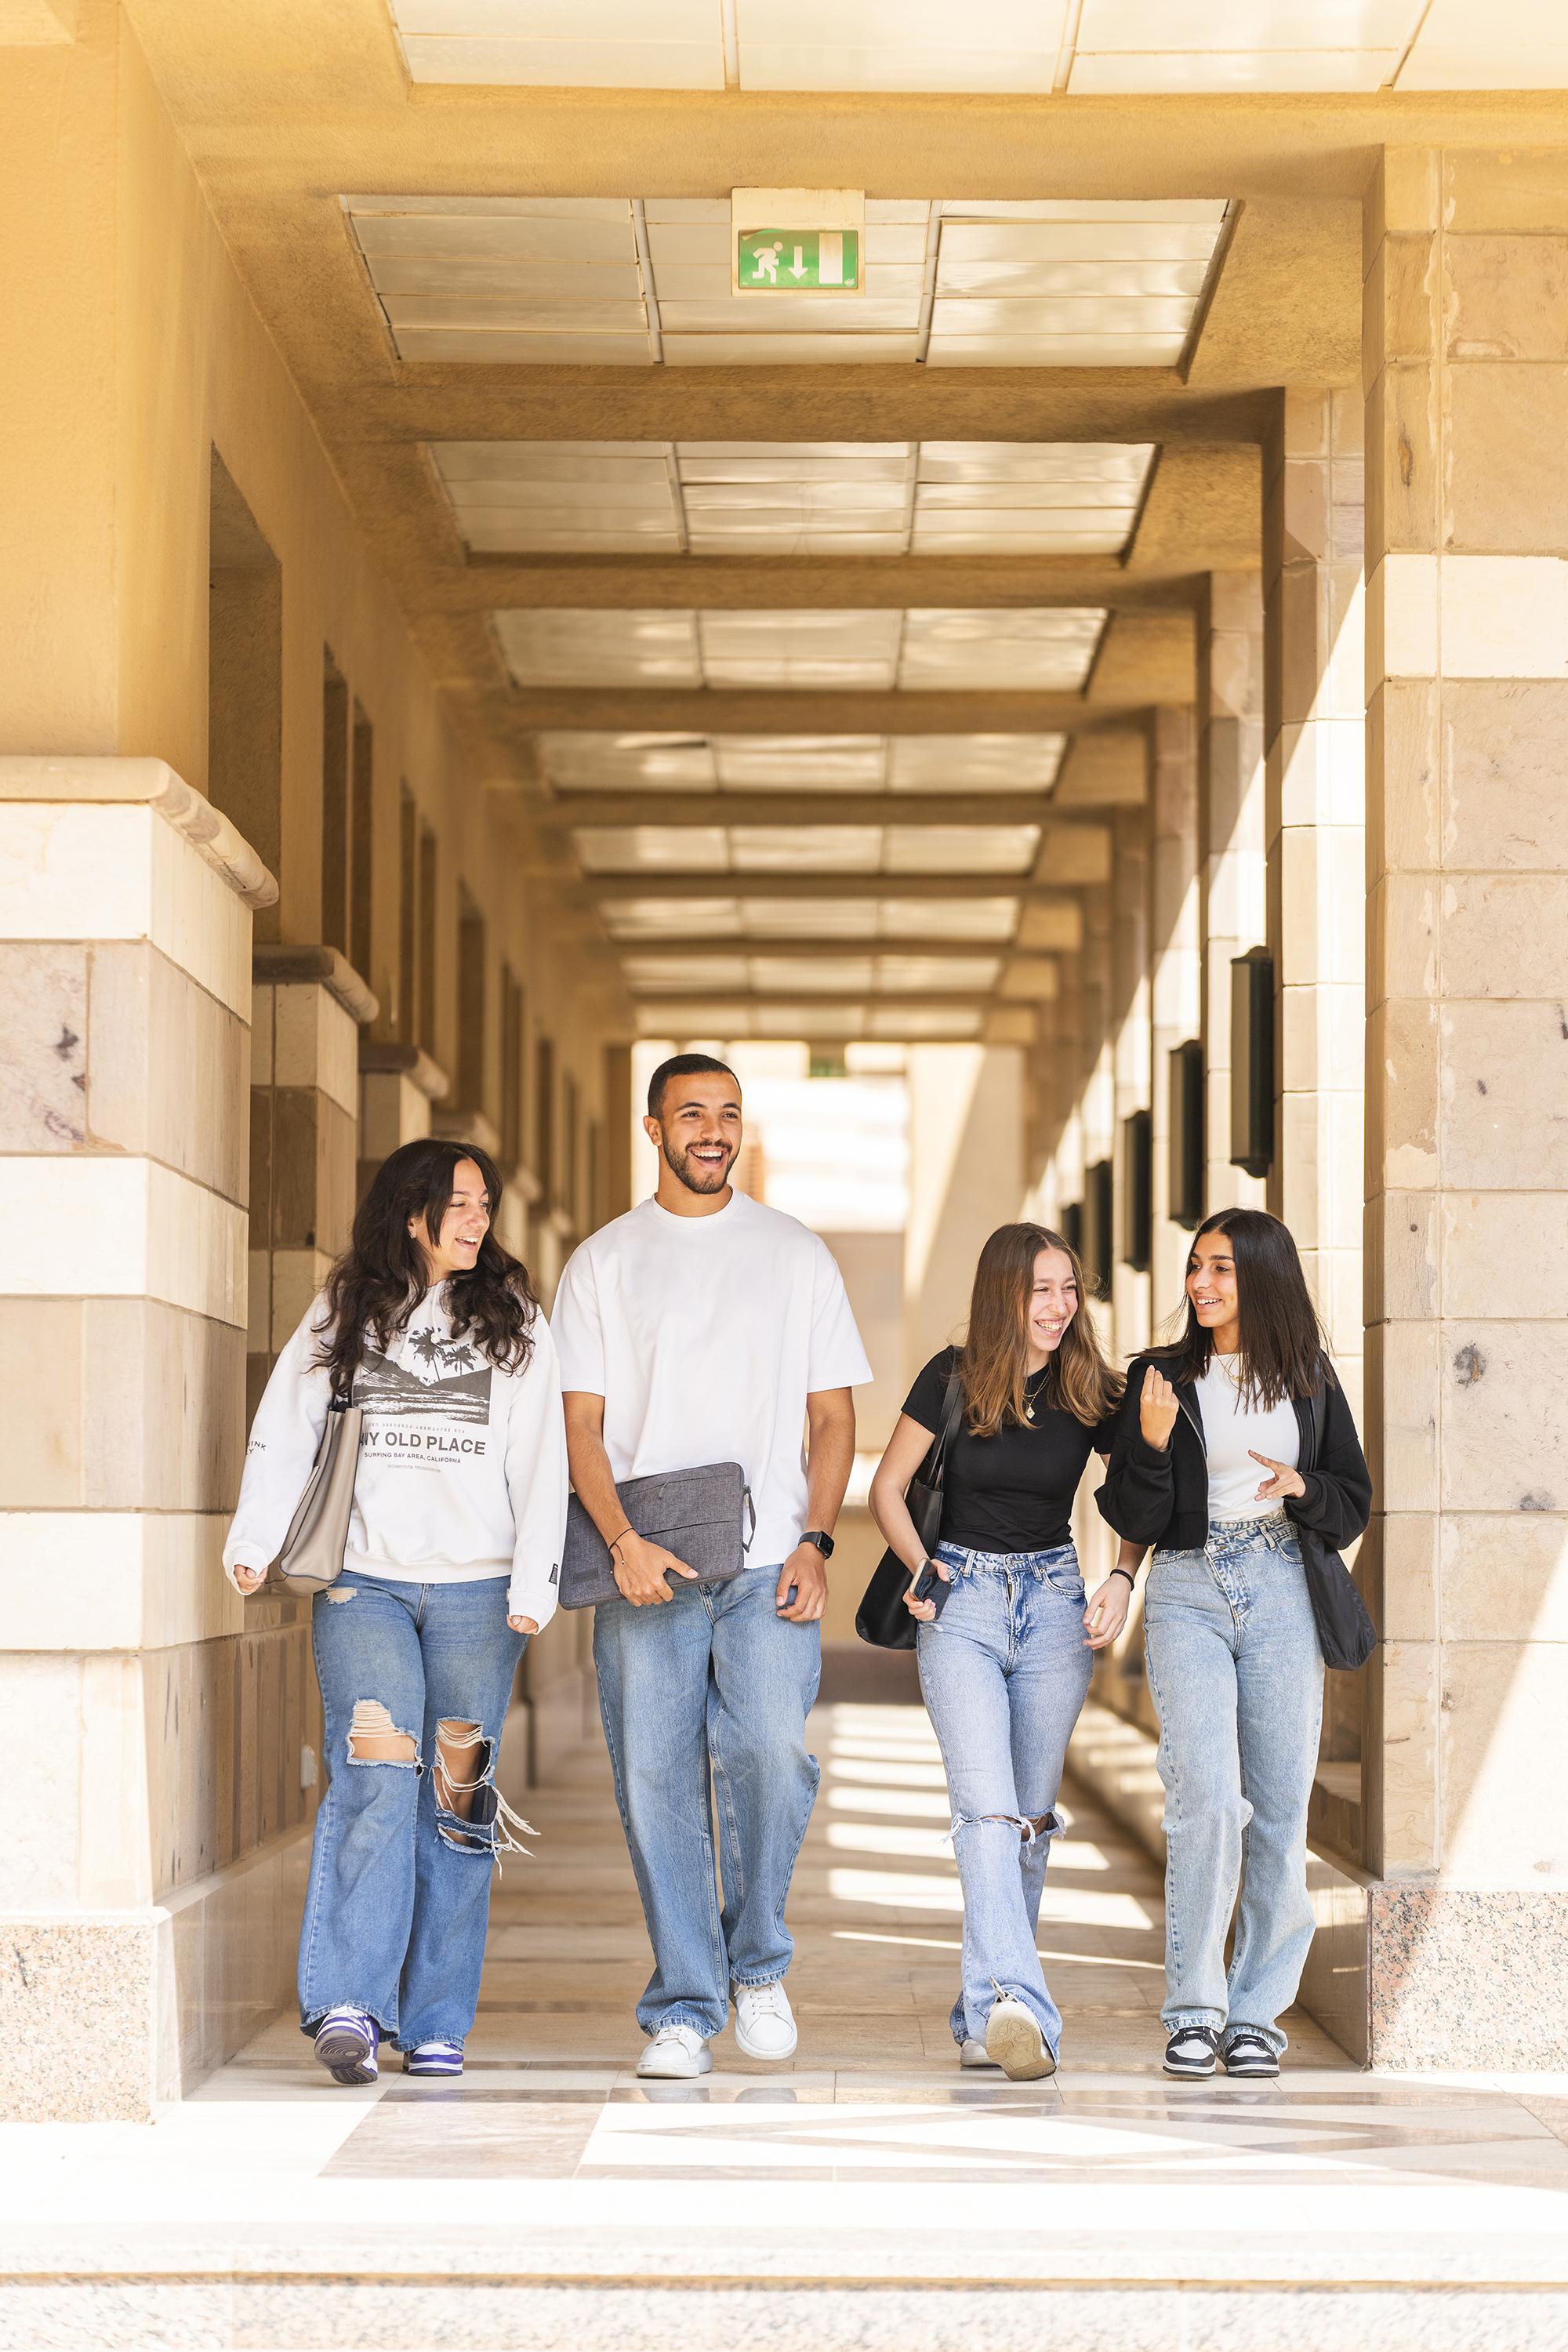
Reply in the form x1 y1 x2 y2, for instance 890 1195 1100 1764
252 941 377 1025
0 756 276 909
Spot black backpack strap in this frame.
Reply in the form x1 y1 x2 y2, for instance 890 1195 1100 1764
1307 1377 1328 1472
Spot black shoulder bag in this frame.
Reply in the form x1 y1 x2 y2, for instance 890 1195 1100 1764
1295 1384 1377 1671
855 1373 965 1652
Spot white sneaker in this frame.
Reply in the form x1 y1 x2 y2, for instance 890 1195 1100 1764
960 2038 1000 2070
637 2024 712 2079
984 1996 1057 2082
733 1980 798 2061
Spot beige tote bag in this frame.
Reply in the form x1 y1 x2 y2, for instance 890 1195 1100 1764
277 1391 363 1599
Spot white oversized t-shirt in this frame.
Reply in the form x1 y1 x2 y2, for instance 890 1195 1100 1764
551 1192 873 1567
1192 1354 1300 1522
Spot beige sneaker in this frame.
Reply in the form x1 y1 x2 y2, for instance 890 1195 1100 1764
983 1997 1057 2082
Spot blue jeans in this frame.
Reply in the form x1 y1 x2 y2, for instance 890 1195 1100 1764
1144 1515 1324 2056
593 1557 821 2039
917 1541 1094 2055
299 1569 524 2049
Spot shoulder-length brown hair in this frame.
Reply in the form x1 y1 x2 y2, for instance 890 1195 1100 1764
958 1222 1122 1436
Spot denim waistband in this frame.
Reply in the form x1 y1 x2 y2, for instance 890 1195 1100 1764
934 1539 1079 1578
1156 1510 1294 1563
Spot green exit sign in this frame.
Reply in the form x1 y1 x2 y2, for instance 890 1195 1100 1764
735 227 861 291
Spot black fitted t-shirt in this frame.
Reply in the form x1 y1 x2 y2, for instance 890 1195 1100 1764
901 1345 1117 1555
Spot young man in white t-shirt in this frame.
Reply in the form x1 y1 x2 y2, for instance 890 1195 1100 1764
553 1054 871 2080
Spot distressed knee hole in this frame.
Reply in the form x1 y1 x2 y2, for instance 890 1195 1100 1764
432 1715 537 1866
951 1807 1063 1846
347 1698 419 1768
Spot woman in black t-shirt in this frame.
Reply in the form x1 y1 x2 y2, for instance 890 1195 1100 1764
869 1222 1139 2081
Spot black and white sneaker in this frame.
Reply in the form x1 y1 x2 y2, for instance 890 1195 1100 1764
1222 2030 1279 2078
1163 2024 1221 2078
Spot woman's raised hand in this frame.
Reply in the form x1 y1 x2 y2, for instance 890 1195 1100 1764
1138 1366 1180 1450
1249 1450 1307 1503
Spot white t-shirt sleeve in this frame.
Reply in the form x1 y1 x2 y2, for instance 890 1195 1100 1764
503 1312 569 1632
221 1298 335 1588
806 1238 874 1393
550 1241 606 1396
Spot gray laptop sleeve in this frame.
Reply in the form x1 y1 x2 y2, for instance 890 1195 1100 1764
559 1461 756 1610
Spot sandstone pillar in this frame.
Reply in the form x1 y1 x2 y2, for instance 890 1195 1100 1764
1361 146 1568 2065
0 760 312 2119
1109 808 1152 1356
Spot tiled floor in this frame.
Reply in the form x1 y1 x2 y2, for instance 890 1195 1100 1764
5 1687 1568 2322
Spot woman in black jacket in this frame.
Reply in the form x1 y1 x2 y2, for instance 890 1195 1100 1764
1097 1209 1370 2081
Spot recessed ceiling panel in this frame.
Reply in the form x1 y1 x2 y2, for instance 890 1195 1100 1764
389 0 726 87
601 895 1022 944
495 611 699 688
539 730 1069 796
927 201 1227 368
735 0 1072 90
899 608 1107 691
576 826 1041 877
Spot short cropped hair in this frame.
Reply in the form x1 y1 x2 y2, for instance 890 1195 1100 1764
647 1052 740 1121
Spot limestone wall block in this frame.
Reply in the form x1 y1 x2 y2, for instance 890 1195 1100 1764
1445 233 1568 361
1436 1319 1568 1515
1377 1510 1439 1647
1440 680 1568 870
1439 1638 1568 1885
1445 364 1568 554
1439 1510 1568 1644
1440 1191 1568 1321
1439 1000 1568 1187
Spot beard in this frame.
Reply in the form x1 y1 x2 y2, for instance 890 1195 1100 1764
662 1134 737 1195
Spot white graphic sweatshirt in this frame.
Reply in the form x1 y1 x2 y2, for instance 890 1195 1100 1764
222 1286 568 1630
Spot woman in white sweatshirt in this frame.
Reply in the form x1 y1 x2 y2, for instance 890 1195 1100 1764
223 1139 568 2085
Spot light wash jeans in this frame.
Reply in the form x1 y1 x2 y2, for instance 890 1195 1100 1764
917 1541 1094 2056
299 1569 524 2049
593 1555 821 2040
1144 1513 1324 2056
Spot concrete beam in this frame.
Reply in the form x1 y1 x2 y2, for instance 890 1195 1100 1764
553 793 1096 829
444 557 1200 615
582 855 1107 903
505 690 1156 735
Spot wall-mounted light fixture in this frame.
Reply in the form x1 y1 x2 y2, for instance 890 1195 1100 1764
1120 1109 1152 1274
1168 1038 1204 1228
1229 948 1275 1180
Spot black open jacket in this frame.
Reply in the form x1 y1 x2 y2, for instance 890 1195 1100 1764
1095 1344 1372 1556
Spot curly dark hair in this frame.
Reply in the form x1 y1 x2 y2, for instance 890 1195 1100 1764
314 1138 538 1399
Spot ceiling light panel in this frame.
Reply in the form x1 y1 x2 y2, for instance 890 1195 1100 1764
1397 0 1568 86
1072 0 1409 89
601 895 1022 943
432 440 680 554
698 611 904 689
346 196 655 363
735 0 1071 91
388 1 726 88
928 201 1228 367
506 608 1106 692
575 826 1041 877
495 611 699 688
898 609 1107 691
912 441 1155 554
543 732 1065 795
442 438 1153 554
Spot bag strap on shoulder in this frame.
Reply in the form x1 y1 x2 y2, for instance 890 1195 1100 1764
1307 1377 1327 1471
928 1367 966 1490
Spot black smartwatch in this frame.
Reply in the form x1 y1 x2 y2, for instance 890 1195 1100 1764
800 1529 835 1561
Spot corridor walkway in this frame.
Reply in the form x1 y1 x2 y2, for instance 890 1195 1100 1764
5 1682 1568 2346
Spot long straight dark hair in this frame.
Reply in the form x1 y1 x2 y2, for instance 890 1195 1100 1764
1170 1207 1330 1410
314 1138 538 1397
960 1221 1122 1435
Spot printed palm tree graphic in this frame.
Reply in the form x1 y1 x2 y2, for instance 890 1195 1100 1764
411 1330 445 1374
442 1341 477 1373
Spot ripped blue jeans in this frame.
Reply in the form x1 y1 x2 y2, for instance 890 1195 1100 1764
298 1569 525 2049
917 1542 1094 2054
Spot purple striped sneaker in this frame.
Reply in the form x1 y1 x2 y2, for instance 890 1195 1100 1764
402 2041 464 2078
313 2008 379 2085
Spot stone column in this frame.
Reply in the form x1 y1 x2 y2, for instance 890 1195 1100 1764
248 946 373 1416
1199 575 1268 1217
1147 706 1201 1316
0 760 313 2120
1362 146 1568 2066
357 1040 449 1203
1264 390 1367 1413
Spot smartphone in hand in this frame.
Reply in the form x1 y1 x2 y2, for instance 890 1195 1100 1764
909 1560 953 1618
